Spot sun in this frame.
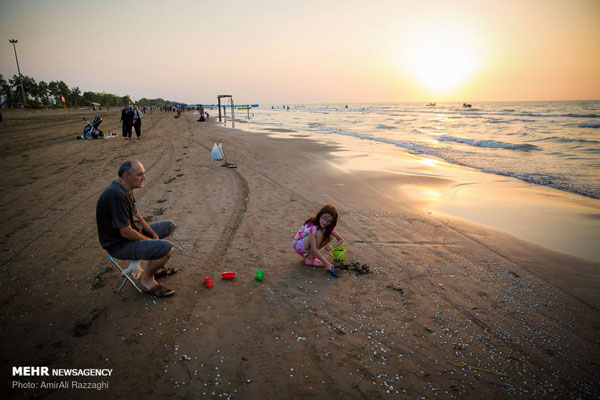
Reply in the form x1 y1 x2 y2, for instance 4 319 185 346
399 23 483 95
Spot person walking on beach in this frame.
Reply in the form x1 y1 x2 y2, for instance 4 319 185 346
121 104 134 139
133 105 143 139
292 204 344 276
96 160 178 297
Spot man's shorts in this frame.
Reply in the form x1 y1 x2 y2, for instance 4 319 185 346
108 220 176 261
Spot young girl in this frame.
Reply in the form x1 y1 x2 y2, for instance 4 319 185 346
292 205 344 276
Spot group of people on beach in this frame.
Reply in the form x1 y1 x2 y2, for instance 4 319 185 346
197 105 209 122
96 160 344 297
120 104 144 140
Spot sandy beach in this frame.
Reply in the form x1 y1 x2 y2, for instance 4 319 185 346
1 109 599 399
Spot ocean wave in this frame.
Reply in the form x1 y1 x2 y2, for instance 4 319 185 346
317 126 429 153
315 126 597 197
437 135 539 151
376 124 397 130
538 136 600 145
509 112 599 119
567 113 599 118
579 122 600 128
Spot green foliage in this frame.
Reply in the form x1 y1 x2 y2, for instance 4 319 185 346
137 97 181 107
0 73 14 105
37 81 50 106
0 74 184 109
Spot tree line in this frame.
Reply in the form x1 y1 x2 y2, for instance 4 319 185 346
0 73 182 109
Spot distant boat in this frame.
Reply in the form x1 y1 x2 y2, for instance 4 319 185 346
426 103 436 107
463 103 472 108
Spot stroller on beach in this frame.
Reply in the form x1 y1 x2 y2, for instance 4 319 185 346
78 115 106 139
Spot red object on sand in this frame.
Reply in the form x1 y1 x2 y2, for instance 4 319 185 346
205 277 213 287
221 271 235 280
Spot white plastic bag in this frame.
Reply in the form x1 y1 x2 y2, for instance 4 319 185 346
211 142 224 160
124 261 143 279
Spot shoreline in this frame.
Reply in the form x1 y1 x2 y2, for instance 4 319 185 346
228 117 600 263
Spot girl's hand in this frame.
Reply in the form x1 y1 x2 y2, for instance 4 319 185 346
324 244 332 252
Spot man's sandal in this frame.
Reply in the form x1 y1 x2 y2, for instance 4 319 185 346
154 267 177 279
142 283 175 297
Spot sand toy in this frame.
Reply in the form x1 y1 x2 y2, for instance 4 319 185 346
332 246 346 262
255 269 264 281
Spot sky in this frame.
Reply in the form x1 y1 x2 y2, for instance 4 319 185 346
1 0 599 105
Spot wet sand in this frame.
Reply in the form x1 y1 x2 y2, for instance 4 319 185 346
1 109 598 399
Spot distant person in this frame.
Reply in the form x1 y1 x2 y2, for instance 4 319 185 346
292 204 344 276
96 160 178 297
133 105 143 140
121 104 134 139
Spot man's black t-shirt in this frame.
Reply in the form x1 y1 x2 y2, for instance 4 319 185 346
121 108 134 126
96 179 141 249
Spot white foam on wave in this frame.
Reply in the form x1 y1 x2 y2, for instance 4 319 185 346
437 135 539 151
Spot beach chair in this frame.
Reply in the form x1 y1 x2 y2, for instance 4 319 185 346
107 253 142 294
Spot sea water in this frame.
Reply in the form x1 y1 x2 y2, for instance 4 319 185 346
237 101 600 199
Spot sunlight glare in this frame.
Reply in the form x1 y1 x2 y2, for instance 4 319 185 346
399 21 483 95
418 158 441 167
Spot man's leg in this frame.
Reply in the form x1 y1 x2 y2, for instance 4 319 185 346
109 238 175 294
141 247 174 290
148 220 176 241
144 221 177 278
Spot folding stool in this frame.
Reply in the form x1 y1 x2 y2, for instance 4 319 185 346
107 253 142 294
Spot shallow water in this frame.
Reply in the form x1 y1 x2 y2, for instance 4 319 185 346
238 101 600 199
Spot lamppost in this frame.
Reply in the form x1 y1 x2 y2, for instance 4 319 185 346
8 39 27 106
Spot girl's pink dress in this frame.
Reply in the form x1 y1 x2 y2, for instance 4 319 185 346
292 222 317 258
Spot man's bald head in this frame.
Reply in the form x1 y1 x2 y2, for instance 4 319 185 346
117 160 146 191
118 160 143 177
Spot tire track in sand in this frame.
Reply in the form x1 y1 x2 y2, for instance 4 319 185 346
204 168 249 268
167 124 250 270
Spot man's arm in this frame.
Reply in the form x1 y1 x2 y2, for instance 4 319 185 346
136 212 159 239
119 225 152 241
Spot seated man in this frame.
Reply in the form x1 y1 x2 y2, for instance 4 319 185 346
96 160 177 297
